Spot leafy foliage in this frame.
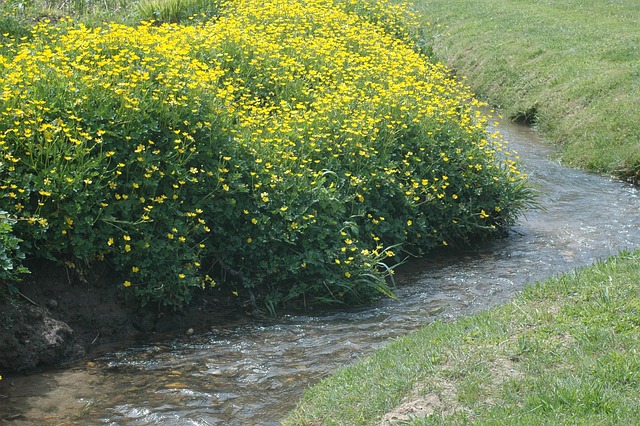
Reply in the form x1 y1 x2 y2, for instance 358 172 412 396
0 210 28 284
0 0 533 310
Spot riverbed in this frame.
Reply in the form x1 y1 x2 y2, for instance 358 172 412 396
1 117 639 425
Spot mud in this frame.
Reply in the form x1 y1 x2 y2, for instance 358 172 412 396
0 260 246 376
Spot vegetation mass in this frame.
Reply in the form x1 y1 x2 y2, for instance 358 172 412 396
0 0 531 311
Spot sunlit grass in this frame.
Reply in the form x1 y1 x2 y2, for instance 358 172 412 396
395 0 640 182
282 250 640 425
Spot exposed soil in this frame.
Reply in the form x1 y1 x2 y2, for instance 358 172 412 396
379 355 525 424
379 379 463 425
0 259 247 376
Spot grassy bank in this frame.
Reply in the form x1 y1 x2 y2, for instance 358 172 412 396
398 0 640 182
282 249 640 425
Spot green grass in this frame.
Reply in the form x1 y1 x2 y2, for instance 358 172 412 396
0 0 214 32
281 250 640 425
397 0 640 182
0 0 138 27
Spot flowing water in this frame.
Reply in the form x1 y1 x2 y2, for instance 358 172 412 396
1 119 639 425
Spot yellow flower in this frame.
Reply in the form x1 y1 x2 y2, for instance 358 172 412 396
0 0 526 310
123 281 132 287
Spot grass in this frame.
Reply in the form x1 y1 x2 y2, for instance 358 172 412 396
0 0 137 27
281 250 640 425
0 0 213 35
396 0 640 182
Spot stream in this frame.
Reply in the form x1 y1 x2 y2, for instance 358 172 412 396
1 118 639 425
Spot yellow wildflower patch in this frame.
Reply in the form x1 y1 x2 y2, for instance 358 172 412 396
0 0 530 310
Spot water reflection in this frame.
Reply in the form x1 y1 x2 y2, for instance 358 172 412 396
1 119 639 425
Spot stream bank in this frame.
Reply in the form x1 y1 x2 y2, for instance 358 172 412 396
1 118 639 425
0 261 247 375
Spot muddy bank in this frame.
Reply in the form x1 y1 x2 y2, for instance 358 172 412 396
0 260 247 375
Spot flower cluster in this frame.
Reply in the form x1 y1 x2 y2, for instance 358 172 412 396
0 0 531 310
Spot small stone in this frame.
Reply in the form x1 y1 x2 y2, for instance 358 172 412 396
46 299 58 309
186 328 194 336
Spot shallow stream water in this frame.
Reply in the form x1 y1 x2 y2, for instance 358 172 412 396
1 118 639 425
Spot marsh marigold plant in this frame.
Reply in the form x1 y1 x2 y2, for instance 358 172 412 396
0 0 531 310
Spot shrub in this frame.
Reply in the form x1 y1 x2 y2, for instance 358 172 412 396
0 0 533 311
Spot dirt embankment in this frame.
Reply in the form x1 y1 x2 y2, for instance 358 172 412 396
0 260 245 375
